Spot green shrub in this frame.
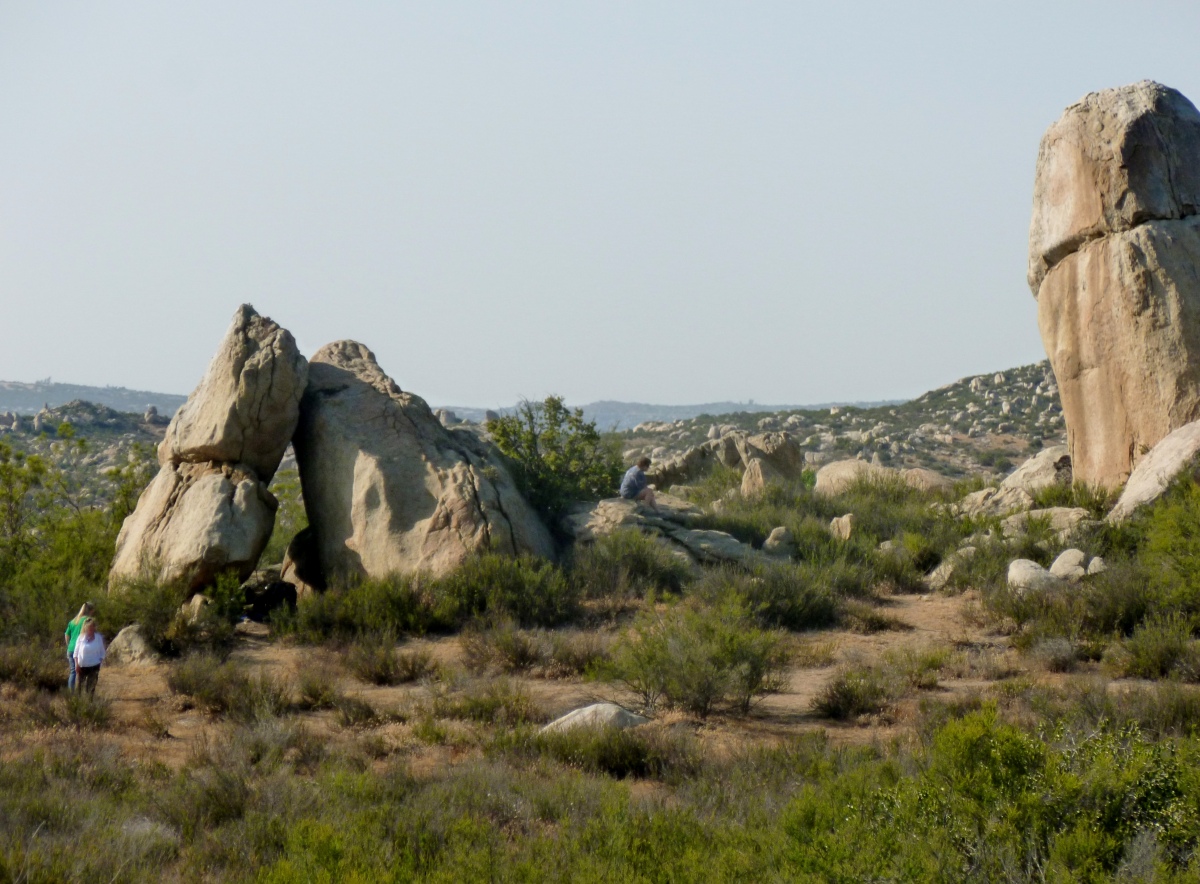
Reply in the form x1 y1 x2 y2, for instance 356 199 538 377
487 395 623 523
335 695 379 728
521 726 700 780
345 631 404 685
1031 481 1117 519
430 678 544 726
570 528 693 601
0 642 65 691
810 665 893 719
604 599 789 717
294 662 341 710
276 573 433 642
60 691 114 729
434 554 578 628
167 653 289 720
694 562 840 631
1124 613 1195 679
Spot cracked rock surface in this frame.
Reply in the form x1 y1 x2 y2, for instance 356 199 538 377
293 340 554 582
110 305 304 591
1029 81 1200 488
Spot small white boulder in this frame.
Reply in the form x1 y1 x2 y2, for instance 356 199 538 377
1049 548 1088 582
540 703 649 734
1008 559 1065 595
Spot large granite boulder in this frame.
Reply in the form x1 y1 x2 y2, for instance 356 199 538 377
110 462 277 590
734 432 804 479
110 306 303 590
1030 82 1200 488
1108 418 1200 522
160 304 307 481
293 341 554 582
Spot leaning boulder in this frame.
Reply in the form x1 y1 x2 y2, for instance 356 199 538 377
110 306 304 591
1030 82 1200 488
294 341 554 582
160 304 307 481
1107 419 1200 522
740 457 785 498
734 432 804 480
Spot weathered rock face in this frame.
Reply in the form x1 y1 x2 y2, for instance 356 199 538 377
540 703 649 734
110 462 277 590
1030 82 1200 488
160 304 307 481
294 341 554 582
111 306 302 591
1108 418 1200 522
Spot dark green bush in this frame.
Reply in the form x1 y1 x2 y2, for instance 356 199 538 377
434 554 578 628
487 395 623 523
0 642 66 691
693 562 840 631
522 726 700 779
167 653 289 721
1123 613 1196 679
604 599 789 717
276 573 432 642
569 528 693 601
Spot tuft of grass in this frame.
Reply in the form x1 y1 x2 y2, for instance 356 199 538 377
167 653 289 721
430 678 545 726
294 661 341 710
0 642 66 692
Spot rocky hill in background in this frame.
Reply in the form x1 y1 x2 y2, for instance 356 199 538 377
2 359 1062 512
617 360 1063 483
0 379 186 415
442 398 902 431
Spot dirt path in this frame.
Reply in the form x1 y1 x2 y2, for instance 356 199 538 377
79 589 1018 768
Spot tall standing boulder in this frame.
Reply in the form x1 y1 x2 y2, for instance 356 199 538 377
292 341 554 582
109 306 307 590
1029 81 1200 488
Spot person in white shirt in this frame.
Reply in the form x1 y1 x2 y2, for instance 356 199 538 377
72 618 106 695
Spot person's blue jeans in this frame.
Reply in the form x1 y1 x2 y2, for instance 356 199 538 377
67 651 77 691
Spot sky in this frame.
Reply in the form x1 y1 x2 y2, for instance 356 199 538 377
3 2 1200 408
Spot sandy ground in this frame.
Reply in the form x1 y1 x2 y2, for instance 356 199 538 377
41 587 1029 772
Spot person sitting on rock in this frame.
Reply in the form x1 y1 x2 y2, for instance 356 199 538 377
619 457 657 510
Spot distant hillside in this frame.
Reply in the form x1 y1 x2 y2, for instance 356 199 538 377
438 399 902 431
0 380 186 416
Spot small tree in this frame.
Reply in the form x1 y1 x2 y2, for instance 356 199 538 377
487 396 622 523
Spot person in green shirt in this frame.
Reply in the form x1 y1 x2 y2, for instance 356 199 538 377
64 601 94 690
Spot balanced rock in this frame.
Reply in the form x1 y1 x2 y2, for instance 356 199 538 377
110 306 302 591
294 341 554 581
160 304 307 481
1107 419 1200 521
1030 82 1200 488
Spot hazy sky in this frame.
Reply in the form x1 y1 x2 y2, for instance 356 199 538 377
3 2 1199 407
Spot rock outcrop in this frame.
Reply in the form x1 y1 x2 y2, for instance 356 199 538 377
1029 81 1200 488
562 494 761 566
1107 419 1200 522
1000 446 1071 495
293 341 553 582
110 306 305 590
